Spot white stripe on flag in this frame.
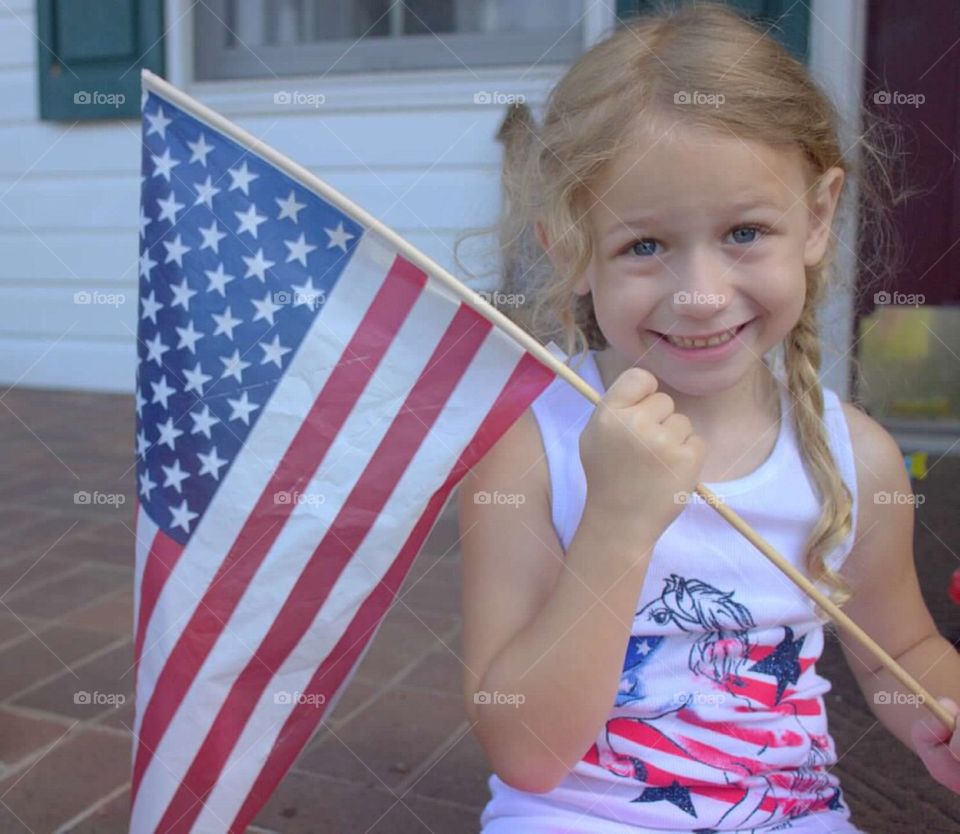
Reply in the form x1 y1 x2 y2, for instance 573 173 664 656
132 503 158 648
194 317 530 828
132 237 462 829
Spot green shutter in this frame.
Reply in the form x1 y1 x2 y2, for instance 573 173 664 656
616 0 808 62
616 0 643 18
729 0 808 60
37 0 165 121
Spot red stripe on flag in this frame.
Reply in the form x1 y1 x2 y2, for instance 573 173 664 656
130 255 427 804
229 350 556 832
156 300 495 831
133 526 186 672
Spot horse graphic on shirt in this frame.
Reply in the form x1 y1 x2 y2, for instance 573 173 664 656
591 574 842 828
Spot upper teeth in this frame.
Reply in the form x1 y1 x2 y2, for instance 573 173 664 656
664 326 739 349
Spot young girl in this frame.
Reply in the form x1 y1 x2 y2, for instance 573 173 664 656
457 4 960 833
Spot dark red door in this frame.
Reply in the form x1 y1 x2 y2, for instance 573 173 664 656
859 1 960 314
854 1 960 427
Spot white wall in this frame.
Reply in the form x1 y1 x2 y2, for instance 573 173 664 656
0 0 860 396
808 0 867 401
0 0 588 393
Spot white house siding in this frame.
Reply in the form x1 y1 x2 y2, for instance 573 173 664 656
0 1 859 397
0 0 567 393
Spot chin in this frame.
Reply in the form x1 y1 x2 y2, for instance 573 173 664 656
654 370 743 397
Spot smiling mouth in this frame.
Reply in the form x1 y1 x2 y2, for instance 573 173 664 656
649 319 754 349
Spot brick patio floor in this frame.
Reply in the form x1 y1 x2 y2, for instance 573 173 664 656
0 386 958 833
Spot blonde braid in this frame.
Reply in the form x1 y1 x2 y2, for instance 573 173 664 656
783 277 855 616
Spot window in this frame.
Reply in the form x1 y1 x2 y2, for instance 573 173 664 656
194 0 587 80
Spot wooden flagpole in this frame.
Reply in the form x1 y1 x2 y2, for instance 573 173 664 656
140 70 954 732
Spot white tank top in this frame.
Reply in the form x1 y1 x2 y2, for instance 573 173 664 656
480 342 862 833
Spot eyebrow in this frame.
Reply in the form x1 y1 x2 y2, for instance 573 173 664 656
604 196 785 237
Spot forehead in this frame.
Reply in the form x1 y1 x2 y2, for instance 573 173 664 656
590 120 810 223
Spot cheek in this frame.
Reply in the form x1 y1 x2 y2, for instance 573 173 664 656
748 266 807 347
771 267 808 321
591 281 654 333
744 255 804 310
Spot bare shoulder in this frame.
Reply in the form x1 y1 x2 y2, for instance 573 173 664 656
838 401 910 533
456 406 551 516
839 400 903 461
838 399 915 560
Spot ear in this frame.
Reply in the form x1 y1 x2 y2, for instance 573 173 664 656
535 220 591 296
803 167 845 268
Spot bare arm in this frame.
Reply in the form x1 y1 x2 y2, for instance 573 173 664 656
473 504 657 793
837 403 960 749
460 369 702 795
850 633 960 749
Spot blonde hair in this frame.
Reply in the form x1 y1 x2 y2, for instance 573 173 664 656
456 2 908 612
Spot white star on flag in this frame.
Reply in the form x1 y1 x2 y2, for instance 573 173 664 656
276 190 306 221
242 248 275 281
151 148 179 181
194 175 221 208
204 263 235 296
284 232 317 266
198 221 227 253
235 202 267 237
325 221 354 251
228 160 258 194
187 133 214 165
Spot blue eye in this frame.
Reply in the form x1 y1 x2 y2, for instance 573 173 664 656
622 225 767 259
627 239 659 257
730 225 765 244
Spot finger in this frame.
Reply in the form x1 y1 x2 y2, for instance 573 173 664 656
941 698 960 759
921 745 960 794
914 709 960 795
603 367 658 408
912 716 946 753
663 412 694 442
913 697 959 751
636 392 676 425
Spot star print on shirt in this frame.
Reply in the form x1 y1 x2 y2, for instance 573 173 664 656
633 780 697 817
749 625 806 704
625 635 663 666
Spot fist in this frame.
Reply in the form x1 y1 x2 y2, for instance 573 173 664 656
911 697 960 794
578 366 705 536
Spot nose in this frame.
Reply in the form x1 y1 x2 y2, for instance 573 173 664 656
670 247 733 320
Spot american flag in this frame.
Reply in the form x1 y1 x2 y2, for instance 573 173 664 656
132 71 556 833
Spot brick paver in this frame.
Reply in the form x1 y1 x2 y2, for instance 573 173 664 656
0 385 958 832
0 386 483 833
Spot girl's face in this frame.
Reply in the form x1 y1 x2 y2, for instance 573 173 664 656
564 123 843 397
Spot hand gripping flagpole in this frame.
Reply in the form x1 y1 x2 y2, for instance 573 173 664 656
140 70 954 733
